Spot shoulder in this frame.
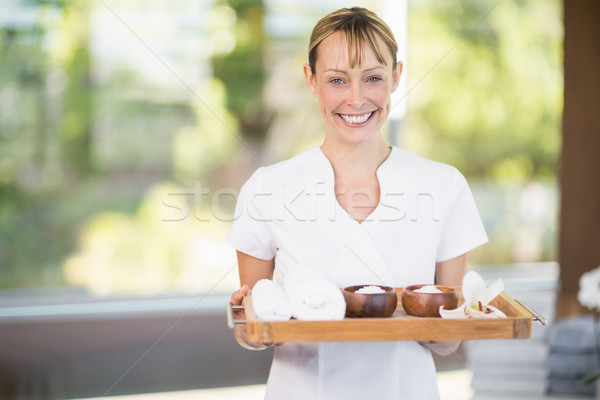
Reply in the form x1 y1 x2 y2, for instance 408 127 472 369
261 147 321 176
240 146 324 197
246 147 324 186
389 146 463 182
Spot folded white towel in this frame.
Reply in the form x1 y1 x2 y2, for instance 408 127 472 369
283 265 346 321
251 279 293 321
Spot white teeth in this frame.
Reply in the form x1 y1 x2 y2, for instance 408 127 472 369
340 112 372 124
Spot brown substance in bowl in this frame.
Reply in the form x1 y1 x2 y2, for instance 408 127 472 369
401 284 458 317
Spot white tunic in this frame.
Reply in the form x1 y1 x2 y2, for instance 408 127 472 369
227 146 488 399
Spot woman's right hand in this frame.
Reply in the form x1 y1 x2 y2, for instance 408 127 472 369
231 284 272 350
231 284 249 307
231 251 277 350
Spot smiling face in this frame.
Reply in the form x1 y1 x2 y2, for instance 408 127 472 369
304 31 402 147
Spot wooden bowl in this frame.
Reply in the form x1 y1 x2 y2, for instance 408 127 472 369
342 285 398 318
401 284 458 318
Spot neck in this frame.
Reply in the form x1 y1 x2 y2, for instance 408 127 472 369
320 135 391 179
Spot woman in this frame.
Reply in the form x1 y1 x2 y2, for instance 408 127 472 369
228 7 487 399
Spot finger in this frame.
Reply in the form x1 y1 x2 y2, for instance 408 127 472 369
239 284 249 295
231 284 250 305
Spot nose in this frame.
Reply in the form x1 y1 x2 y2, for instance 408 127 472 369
347 82 366 108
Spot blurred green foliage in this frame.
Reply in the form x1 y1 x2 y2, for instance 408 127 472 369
172 78 239 182
57 0 93 176
210 0 269 141
405 0 562 182
404 0 562 265
63 182 238 295
0 0 562 292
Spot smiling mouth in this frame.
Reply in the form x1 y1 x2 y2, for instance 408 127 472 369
338 111 375 125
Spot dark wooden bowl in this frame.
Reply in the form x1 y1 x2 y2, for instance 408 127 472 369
342 285 398 318
401 284 458 318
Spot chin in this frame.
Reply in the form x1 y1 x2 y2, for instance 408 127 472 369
332 130 379 147
338 122 384 142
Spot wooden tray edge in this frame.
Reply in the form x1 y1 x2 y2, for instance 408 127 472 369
243 289 534 343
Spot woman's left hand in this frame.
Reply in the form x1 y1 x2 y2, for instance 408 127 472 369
418 340 461 356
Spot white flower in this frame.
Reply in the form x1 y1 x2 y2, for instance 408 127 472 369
577 266 600 311
439 271 507 319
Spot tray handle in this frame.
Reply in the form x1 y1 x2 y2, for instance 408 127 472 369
226 301 246 329
514 298 546 326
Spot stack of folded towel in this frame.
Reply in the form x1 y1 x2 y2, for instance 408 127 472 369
546 316 598 397
283 266 346 321
251 279 293 321
250 265 346 321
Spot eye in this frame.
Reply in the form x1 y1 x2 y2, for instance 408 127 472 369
367 76 382 83
330 78 344 85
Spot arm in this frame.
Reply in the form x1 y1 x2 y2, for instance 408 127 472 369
421 252 469 356
230 251 275 350
435 252 468 287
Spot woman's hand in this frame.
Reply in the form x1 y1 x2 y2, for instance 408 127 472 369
231 284 275 350
231 251 278 350
418 340 461 356
231 284 249 307
423 253 468 356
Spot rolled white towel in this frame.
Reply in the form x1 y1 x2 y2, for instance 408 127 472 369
283 265 346 321
251 279 293 321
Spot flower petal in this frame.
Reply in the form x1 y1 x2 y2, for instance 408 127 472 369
482 278 504 305
462 271 487 308
440 271 507 319
439 303 468 319
467 305 507 318
486 305 507 318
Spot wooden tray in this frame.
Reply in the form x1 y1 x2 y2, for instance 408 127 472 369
242 288 534 343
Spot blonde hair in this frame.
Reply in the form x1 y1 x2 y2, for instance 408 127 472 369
308 7 398 74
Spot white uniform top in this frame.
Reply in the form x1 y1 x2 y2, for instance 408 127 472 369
227 146 488 400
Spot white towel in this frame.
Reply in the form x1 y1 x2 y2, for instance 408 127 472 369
251 279 293 321
283 265 346 321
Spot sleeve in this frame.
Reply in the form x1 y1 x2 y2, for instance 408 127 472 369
226 168 277 260
435 168 488 262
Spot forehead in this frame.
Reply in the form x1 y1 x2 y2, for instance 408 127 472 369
315 31 391 71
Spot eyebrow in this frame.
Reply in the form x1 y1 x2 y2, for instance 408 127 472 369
324 66 385 74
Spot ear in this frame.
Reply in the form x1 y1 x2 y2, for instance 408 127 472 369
391 61 403 93
303 64 318 97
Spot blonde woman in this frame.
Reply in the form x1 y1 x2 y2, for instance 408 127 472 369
228 7 487 399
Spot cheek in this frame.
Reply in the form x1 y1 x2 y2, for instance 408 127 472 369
374 86 392 102
318 88 343 111
370 86 393 107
